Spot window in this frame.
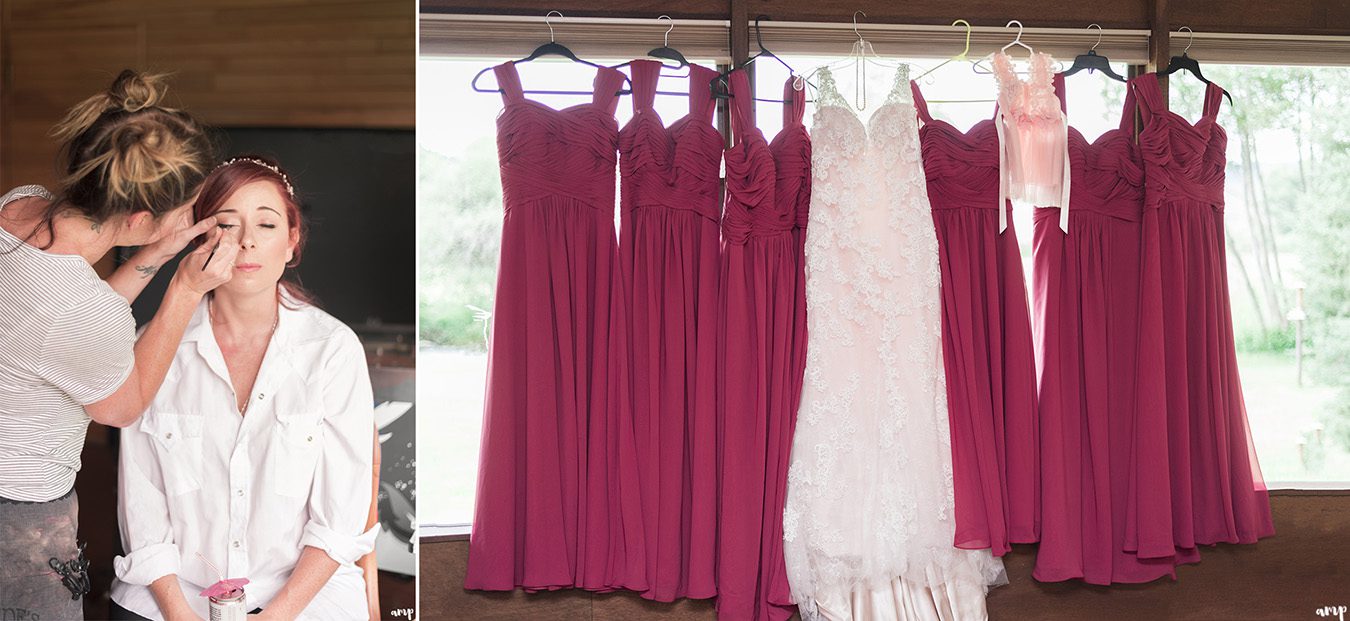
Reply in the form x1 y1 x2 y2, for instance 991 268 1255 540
418 53 1348 531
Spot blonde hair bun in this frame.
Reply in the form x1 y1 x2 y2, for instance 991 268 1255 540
47 69 212 225
51 70 174 142
109 70 169 113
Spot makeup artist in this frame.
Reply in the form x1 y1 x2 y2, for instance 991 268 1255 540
0 70 235 619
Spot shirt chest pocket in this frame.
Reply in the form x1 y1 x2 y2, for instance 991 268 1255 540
141 413 204 497
269 416 325 498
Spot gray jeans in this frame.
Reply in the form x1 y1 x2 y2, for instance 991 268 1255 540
0 489 86 621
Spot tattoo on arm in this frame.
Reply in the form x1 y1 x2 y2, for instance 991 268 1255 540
135 264 160 279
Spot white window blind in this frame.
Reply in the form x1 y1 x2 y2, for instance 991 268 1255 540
754 22 1151 64
421 13 1350 67
419 14 732 61
1170 31 1350 65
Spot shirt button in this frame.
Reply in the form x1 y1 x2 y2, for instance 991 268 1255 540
236 489 244 497
258 393 265 400
232 541 241 549
165 432 174 440
306 436 314 442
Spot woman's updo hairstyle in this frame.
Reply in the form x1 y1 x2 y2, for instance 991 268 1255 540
50 70 213 224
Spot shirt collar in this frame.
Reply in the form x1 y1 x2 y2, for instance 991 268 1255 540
183 289 312 395
180 290 306 347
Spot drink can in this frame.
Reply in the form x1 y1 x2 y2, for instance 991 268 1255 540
208 587 248 621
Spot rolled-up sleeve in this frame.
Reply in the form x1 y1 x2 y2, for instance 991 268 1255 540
298 330 378 565
114 419 182 585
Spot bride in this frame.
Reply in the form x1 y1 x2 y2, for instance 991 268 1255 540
110 156 377 620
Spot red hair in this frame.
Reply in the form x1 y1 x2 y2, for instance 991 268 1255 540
192 155 317 308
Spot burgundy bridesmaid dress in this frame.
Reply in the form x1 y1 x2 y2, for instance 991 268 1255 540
1132 73 1274 552
616 59 722 601
768 75 812 615
465 61 643 592
911 80 1041 557
716 70 805 621
1032 74 1201 584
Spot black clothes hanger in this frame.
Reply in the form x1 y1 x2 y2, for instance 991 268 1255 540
646 15 691 70
711 15 814 103
1062 24 1128 83
612 15 690 72
471 11 632 97
1156 27 1234 107
610 15 696 98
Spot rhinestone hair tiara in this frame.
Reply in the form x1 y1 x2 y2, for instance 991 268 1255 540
215 157 295 198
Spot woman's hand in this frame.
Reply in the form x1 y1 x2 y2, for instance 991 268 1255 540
107 215 221 303
139 211 218 269
172 225 240 297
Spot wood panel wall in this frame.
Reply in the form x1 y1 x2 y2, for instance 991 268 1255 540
0 0 415 191
422 493 1350 621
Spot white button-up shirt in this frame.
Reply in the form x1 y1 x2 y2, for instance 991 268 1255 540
111 297 378 620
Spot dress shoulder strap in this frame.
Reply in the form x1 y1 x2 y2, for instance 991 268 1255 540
1118 77 1140 132
1132 73 1165 119
728 70 755 136
909 80 934 124
630 59 659 112
592 66 626 115
688 64 718 122
1201 82 1225 120
492 62 524 103
783 75 806 128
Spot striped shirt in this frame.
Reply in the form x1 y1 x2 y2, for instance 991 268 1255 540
0 185 136 502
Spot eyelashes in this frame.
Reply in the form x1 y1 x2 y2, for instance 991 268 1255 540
216 223 278 230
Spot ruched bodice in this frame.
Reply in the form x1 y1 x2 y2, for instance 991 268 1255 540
1134 73 1228 211
1055 73 1144 223
723 71 800 243
619 60 723 223
1063 127 1144 220
493 61 625 210
911 107 1002 213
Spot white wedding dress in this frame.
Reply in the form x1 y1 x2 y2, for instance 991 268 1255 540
782 64 1006 621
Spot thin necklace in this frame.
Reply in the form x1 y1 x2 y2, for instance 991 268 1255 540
209 297 279 414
